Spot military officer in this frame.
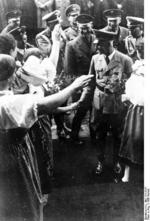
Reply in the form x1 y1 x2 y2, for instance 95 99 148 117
125 16 144 62
64 4 81 41
64 14 96 145
81 29 133 180
1 10 22 34
36 10 62 47
36 10 69 141
101 9 129 54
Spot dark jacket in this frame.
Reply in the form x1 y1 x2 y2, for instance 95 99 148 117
64 26 78 41
64 34 96 77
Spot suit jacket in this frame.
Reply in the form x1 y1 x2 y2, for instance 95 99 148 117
101 26 129 54
64 34 96 77
81 50 133 114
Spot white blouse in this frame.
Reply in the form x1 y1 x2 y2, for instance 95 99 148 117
0 92 38 130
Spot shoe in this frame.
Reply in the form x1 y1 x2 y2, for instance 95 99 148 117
57 129 67 141
113 177 121 184
113 162 122 174
74 139 85 146
95 161 103 175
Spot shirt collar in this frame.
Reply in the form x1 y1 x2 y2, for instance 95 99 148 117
108 49 116 61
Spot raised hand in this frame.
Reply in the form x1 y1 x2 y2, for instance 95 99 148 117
71 75 94 91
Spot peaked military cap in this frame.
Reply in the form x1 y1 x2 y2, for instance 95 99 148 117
76 14 94 24
65 4 81 17
94 29 117 40
9 26 26 36
42 10 61 23
103 9 123 19
126 16 144 27
6 10 22 20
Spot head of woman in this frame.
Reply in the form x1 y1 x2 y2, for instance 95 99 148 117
0 33 17 58
0 54 16 90
23 47 43 62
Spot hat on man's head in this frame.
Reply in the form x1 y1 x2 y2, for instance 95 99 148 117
0 54 16 81
9 26 26 35
103 9 123 19
8 26 26 41
6 9 22 20
42 10 61 23
65 4 81 17
94 29 117 41
126 16 144 27
76 14 94 25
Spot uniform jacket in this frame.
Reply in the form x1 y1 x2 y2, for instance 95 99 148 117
64 26 78 41
64 34 96 77
81 50 133 114
101 26 129 54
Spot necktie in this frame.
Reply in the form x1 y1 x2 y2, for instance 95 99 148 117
105 56 110 65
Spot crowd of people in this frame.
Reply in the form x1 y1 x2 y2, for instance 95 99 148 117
0 3 144 221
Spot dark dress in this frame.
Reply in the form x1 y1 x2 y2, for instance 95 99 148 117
119 62 144 165
119 104 144 165
29 115 53 194
0 93 44 221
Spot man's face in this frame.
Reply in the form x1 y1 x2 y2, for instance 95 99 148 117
107 17 121 32
8 17 21 27
129 26 142 38
78 23 93 37
68 12 80 26
97 39 112 55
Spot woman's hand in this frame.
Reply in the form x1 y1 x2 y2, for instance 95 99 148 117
51 24 62 42
71 75 94 91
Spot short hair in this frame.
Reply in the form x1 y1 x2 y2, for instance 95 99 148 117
23 47 43 62
0 33 16 55
0 54 16 81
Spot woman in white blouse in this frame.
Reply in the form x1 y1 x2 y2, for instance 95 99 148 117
0 53 92 221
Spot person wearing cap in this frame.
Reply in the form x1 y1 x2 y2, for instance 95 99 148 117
125 16 144 62
80 29 133 180
36 9 65 75
101 9 129 54
36 10 62 44
36 10 70 141
64 14 96 145
64 4 81 41
1 10 22 34
0 36 93 220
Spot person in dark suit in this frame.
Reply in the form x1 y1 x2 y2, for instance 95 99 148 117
64 4 81 42
101 9 129 54
64 14 96 145
1 10 22 34
80 29 133 180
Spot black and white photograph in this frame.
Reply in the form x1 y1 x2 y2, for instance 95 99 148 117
0 0 147 220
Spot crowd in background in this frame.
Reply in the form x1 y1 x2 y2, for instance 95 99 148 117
0 2 144 221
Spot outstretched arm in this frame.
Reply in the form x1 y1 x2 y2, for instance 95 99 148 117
37 75 93 115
